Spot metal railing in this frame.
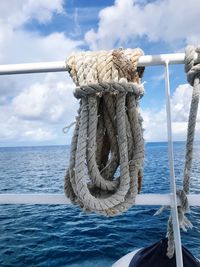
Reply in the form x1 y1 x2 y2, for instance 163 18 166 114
0 52 199 75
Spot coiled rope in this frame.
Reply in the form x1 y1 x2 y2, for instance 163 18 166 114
64 48 145 216
166 46 200 258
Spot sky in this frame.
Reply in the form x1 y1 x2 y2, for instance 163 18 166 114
0 0 200 147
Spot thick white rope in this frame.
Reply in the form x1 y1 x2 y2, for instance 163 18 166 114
64 48 145 216
166 46 200 258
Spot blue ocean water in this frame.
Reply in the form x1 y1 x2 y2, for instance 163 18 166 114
0 142 200 266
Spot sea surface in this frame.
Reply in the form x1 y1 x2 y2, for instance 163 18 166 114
0 142 200 266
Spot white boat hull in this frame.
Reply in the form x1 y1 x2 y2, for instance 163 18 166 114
111 249 140 267
112 249 200 266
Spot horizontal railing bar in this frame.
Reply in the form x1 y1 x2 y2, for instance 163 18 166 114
0 52 199 75
0 61 67 75
138 53 186 66
0 193 199 206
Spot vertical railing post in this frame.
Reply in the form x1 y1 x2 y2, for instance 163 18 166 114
164 61 183 267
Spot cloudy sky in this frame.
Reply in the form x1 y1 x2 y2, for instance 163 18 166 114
0 0 200 147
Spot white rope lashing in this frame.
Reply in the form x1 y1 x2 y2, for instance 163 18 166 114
64 48 145 216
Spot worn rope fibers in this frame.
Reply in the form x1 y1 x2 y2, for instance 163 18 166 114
64 48 145 216
166 46 200 258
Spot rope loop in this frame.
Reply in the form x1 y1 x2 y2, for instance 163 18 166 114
64 48 145 216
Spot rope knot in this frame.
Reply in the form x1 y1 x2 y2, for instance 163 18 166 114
155 189 192 259
166 189 193 259
177 189 193 231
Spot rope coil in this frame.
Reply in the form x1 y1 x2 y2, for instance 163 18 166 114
64 48 145 216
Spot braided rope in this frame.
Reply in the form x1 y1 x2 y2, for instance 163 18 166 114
166 46 200 258
64 48 145 216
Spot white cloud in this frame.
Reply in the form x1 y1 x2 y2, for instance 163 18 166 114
0 73 79 143
0 0 64 27
0 1 66 62
142 108 167 141
0 0 82 64
0 118 55 143
12 73 78 124
171 84 194 122
142 84 200 141
85 0 200 50
0 0 83 145
0 30 82 64
22 128 55 141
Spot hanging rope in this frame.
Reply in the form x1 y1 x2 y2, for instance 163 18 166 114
64 48 145 216
166 46 200 258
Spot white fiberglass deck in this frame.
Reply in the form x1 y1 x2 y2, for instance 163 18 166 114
1 52 200 267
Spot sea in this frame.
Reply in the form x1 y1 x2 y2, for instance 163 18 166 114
0 142 200 267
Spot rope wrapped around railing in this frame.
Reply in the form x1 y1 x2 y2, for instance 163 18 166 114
64 48 145 216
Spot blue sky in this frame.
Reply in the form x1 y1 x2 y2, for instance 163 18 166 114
0 0 199 147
